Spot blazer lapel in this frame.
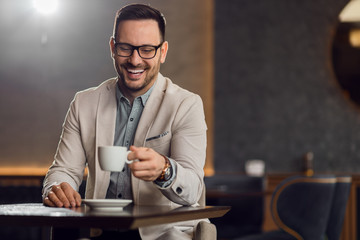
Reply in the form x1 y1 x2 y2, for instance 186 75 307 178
132 74 166 203
133 73 166 147
94 79 117 198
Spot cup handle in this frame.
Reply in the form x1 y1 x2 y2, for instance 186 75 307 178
125 150 136 164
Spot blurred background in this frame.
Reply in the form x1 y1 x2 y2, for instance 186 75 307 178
1 0 360 176
0 0 214 175
1 0 360 175
1 0 360 239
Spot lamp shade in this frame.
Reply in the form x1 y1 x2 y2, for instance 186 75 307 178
340 0 360 22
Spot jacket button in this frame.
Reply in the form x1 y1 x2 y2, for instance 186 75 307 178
176 187 182 194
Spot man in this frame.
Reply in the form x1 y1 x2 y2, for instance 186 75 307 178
42 3 209 240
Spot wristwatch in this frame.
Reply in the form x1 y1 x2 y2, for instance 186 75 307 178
157 155 172 181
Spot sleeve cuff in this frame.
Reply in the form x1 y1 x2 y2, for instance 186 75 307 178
154 158 177 188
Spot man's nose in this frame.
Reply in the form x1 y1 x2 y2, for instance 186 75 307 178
128 49 143 65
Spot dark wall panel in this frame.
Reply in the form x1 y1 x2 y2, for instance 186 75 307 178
214 0 360 173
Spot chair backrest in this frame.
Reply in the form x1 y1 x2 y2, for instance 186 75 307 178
271 175 336 240
325 176 352 240
205 175 265 238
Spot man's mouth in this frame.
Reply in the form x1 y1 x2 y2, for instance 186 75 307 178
126 68 145 79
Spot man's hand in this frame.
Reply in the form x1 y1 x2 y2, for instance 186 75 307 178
43 182 82 208
127 146 166 181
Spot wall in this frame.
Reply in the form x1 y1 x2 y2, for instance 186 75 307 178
0 0 214 173
3 0 358 175
214 0 360 173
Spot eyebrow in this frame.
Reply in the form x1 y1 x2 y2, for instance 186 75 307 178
115 42 162 47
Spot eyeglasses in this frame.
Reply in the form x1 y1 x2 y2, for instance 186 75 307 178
113 41 163 59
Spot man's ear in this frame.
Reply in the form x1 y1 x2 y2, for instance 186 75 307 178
160 41 168 63
109 36 116 58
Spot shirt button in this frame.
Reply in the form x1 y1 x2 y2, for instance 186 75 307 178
176 187 182 194
130 118 134 121
118 193 122 198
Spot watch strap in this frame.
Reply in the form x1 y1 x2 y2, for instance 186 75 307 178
157 154 171 181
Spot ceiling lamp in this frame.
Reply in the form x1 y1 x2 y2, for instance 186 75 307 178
339 0 360 22
33 0 58 15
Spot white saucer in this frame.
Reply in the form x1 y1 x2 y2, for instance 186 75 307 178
82 199 132 210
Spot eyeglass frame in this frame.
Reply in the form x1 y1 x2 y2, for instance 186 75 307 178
112 40 164 59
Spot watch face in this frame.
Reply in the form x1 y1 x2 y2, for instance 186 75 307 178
164 166 172 181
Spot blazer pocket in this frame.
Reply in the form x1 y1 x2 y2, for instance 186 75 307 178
145 136 171 155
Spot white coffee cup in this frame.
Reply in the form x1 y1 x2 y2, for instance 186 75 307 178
98 146 134 172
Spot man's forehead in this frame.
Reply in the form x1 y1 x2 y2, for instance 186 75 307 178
116 19 161 39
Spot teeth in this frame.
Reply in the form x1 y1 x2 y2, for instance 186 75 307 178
128 69 144 74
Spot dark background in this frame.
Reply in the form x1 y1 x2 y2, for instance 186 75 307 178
214 0 360 173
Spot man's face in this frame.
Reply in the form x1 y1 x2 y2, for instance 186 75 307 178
110 20 168 97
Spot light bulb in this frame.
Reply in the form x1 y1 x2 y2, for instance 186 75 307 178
34 0 58 15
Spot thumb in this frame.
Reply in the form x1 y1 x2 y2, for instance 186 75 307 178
129 145 139 151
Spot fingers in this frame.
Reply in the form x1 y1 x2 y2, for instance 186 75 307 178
128 146 151 160
128 146 165 181
43 182 82 208
128 147 155 168
43 187 64 207
43 191 57 207
60 182 82 207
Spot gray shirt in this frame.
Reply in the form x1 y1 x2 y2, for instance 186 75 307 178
106 81 175 200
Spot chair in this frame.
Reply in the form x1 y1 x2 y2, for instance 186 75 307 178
205 175 265 239
193 221 217 240
325 176 352 240
236 175 337 240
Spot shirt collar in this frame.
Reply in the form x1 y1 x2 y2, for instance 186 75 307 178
116 79 155 107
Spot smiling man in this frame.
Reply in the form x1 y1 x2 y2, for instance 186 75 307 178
42 4 210 240
112 18 167 103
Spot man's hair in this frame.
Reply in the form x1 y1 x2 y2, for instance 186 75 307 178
113 4 166 42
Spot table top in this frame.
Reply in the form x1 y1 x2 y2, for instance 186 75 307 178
0 203 230 229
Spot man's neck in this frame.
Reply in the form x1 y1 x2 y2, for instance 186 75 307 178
117 78 155 105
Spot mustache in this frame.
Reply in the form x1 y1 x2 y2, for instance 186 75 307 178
122 63 147 69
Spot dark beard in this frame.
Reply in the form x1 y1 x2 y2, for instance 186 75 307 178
118 63 159 92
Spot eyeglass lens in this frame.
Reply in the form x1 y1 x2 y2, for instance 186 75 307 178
115 44 158 59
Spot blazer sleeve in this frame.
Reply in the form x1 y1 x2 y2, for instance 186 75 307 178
42 93 87 198
156 94 207 206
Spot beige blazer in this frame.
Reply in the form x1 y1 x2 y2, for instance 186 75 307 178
43 73 208 239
